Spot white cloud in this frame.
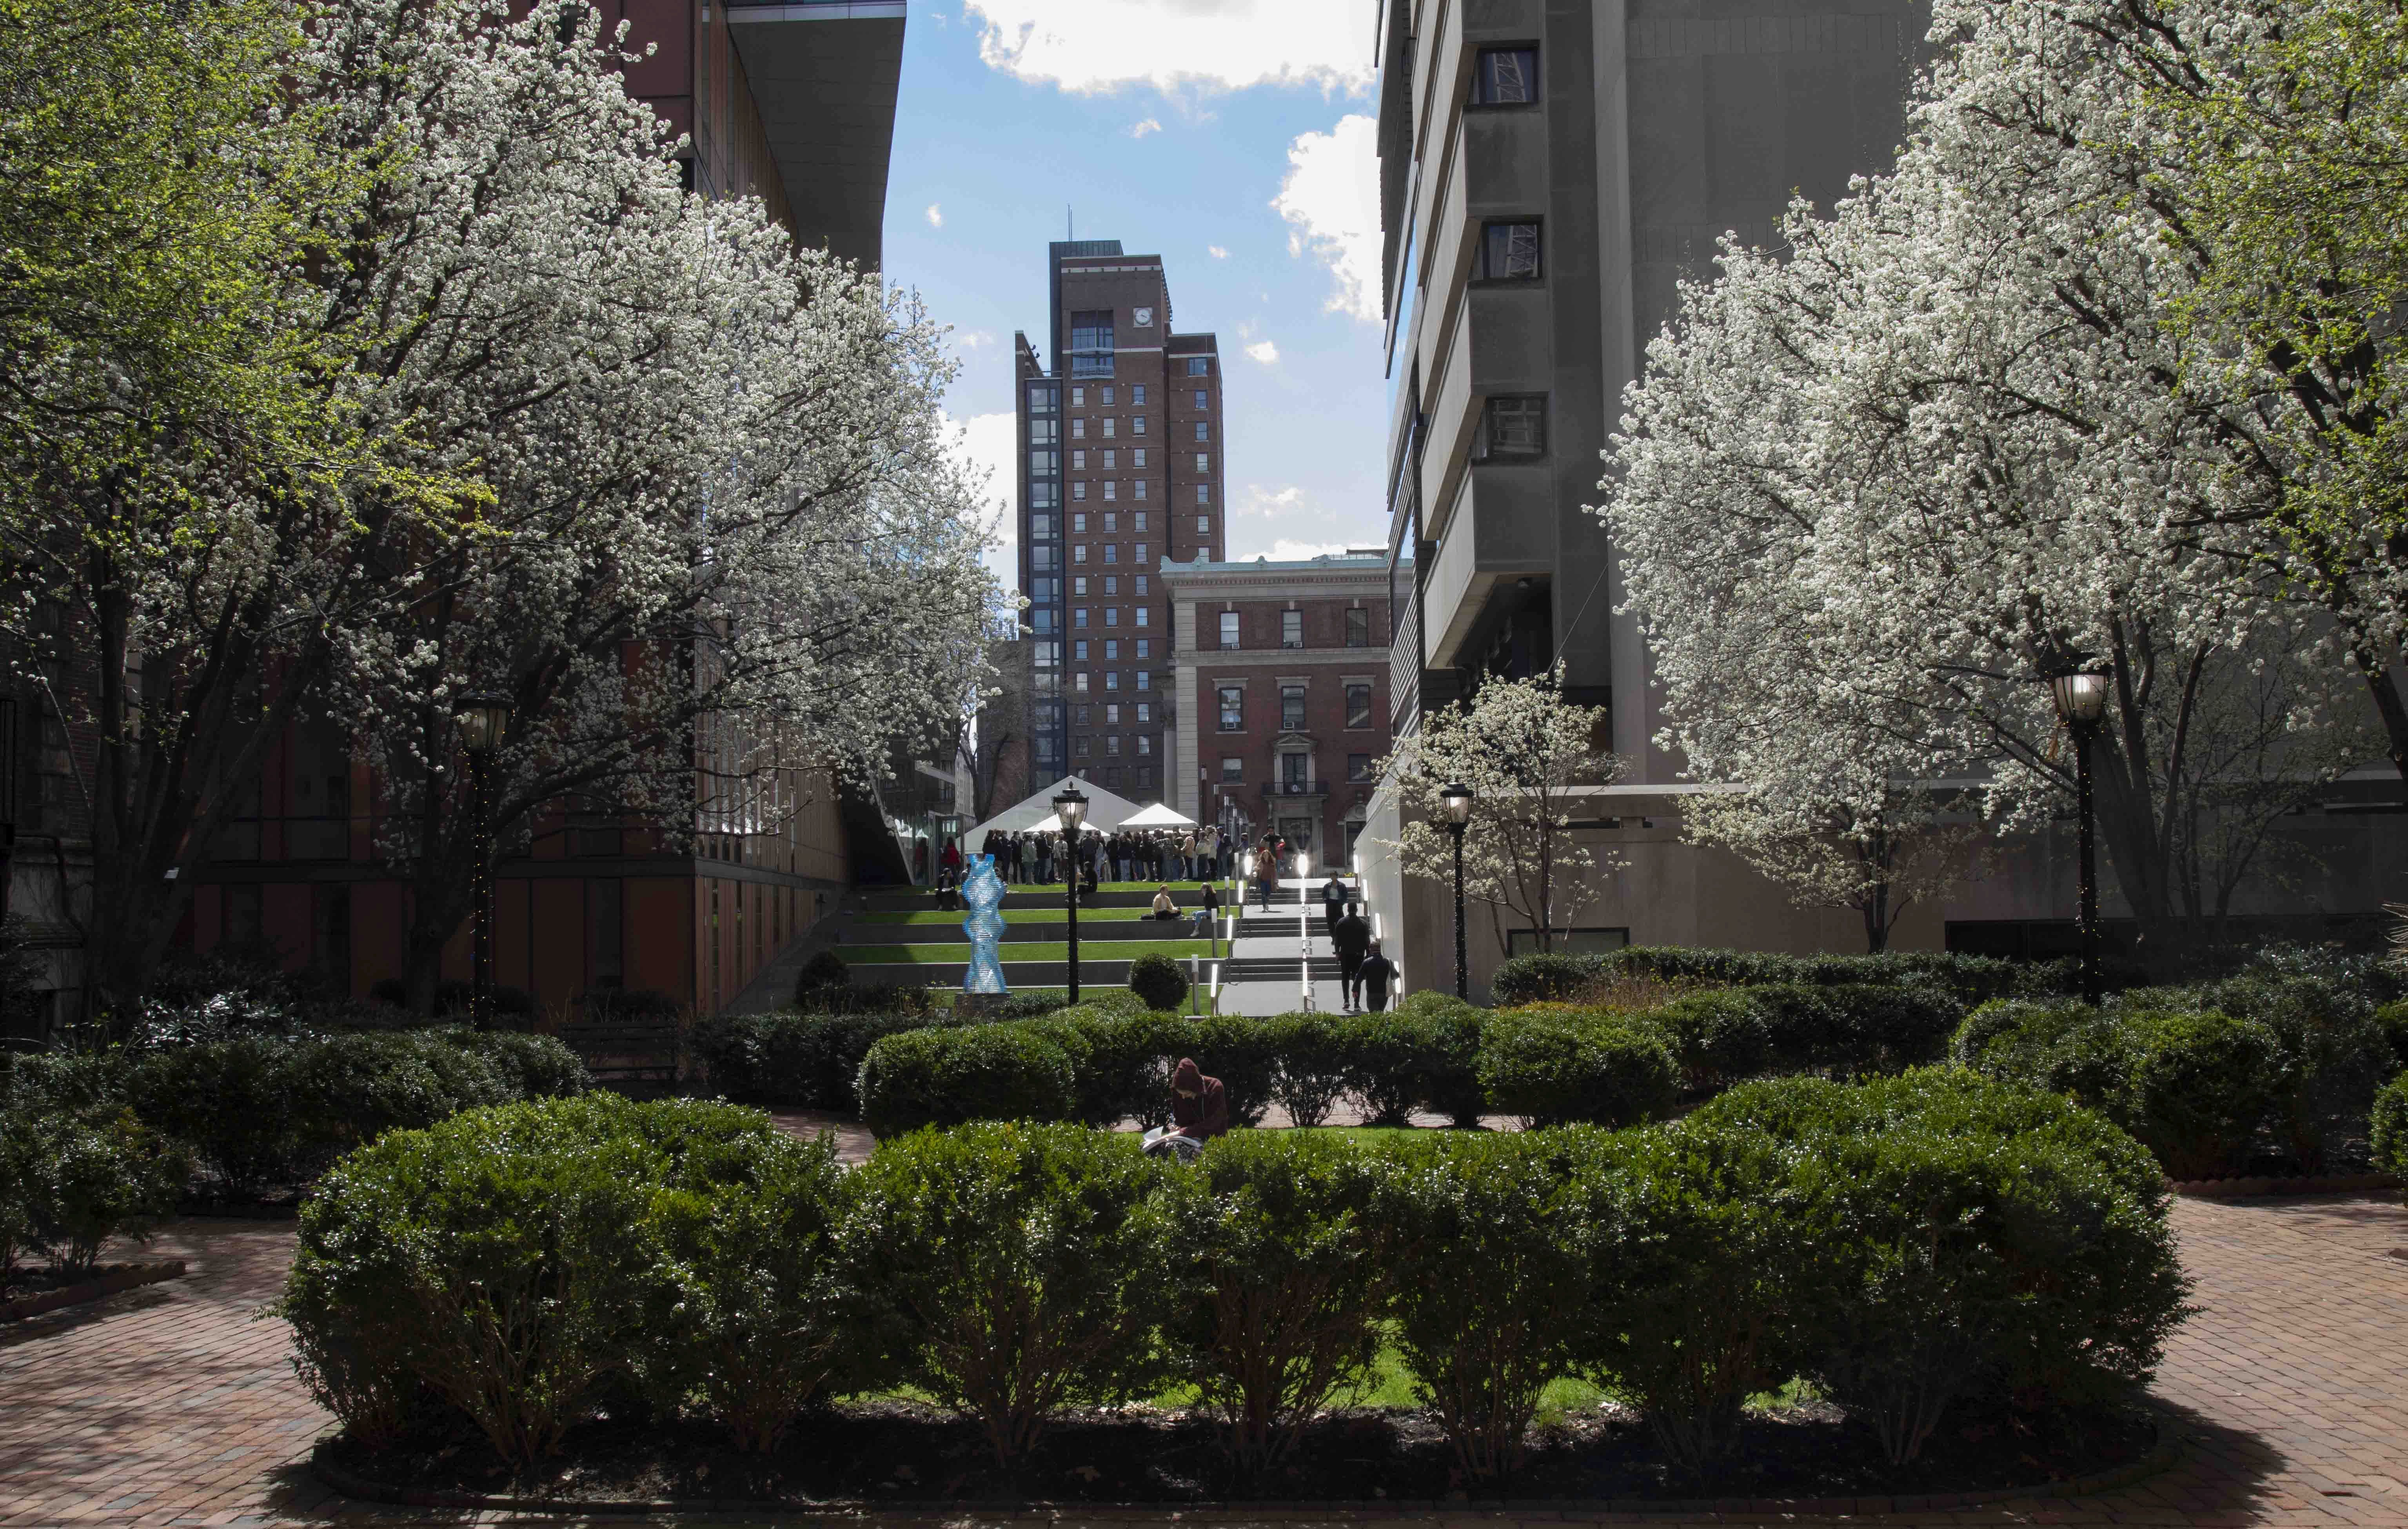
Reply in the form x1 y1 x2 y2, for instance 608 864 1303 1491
925 202 944 229
1237 484 1307 519
1272 114 1381 324
963 1 1373 95
948 409 1021 587
1208 244 1229 259
956 328 999 351
1244 339 1279 364
1265 538 1352 560
1130 116 1162 138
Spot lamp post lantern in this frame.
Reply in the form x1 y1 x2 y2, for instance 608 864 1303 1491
2045 670 2111 1005
1439 782 1475 1000
456 691 514 1028
1053 786 1088 1004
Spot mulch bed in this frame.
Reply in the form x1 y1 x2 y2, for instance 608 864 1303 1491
3 1260 187 1321
320 1393 2158 1509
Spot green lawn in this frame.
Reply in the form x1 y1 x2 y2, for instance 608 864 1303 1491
858 906 1182 925
840 940 1217 964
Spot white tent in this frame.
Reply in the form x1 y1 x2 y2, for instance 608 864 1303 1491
1119 801 1198 831
961 775 1146 845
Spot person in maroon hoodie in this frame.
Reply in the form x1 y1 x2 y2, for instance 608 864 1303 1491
1143 1057 1227 1161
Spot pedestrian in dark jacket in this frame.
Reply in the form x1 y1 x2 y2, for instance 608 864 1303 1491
1169 1057 1228 1139
1359 941 1395 1013
1319 873 1348 935
1331 906 1371 1011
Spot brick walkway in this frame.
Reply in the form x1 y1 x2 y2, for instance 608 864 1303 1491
3 1191 2404 1527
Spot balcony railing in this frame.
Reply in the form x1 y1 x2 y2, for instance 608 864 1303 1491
1263 780 1333 798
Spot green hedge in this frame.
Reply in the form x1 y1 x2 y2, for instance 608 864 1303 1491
855 1024 1078 1139
282 1081 2188 1476
2370 1072 2408 1175
1476 1007 1678 1128
1953 1000 2285 1179
1489 945 2038 1008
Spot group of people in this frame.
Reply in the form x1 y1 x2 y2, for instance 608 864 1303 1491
968 825 1231 887
1319 871 1394 1013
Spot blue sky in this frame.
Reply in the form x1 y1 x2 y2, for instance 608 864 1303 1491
877 2 1394 580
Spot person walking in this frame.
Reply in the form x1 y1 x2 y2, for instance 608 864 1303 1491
1330 903 1371 1013
1253 851 1276 911
1359 940 1395 1013
1319 871 1348 938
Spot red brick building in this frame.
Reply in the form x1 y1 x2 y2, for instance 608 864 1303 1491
1164 552 1395 868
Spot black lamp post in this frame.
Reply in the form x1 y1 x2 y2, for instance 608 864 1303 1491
2045 670 2110 1005
1440 782 1475 1000
457 691 514 1028
1054 785 1088 1004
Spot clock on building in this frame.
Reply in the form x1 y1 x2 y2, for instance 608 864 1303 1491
1133 306 1154 327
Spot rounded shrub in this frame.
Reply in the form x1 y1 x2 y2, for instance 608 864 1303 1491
1371 1128 1591 1479
1476 1007 1678 1127
694 1009 989 1109
1038 1005 1187 1127
2371 1072 2408 1175
855 1025 1076 1139
1488 951 1602 1007
124 1034 304 1194
1267 1011 1353 1128
1645 989 1773 1091
794 950 850 1006
4 1104 189 1278
444 1028 591 1100
2375 1001 2408 1076
2120 1009 2282 1180
1182 1014 1281 1127
1126 953 1190 1013
1392 989 1487 1125
848 1122 1172 1464
1160 1130 1387 1474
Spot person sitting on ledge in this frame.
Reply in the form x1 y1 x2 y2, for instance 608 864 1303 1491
1150 885 1180 920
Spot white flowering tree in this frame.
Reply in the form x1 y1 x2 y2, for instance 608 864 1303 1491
1601 0 2372 958
1377 671 1622 955
300 0 1003 1009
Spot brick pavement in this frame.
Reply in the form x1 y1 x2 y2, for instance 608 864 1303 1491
2 1191 2403 1527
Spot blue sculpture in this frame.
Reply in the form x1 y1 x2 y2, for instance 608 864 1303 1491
961 852 1009 995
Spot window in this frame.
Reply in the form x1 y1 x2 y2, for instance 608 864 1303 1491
1076 705 1093 724
1033 513 1056 539
1129 415 1146 436
1480 220 1542 280
1281 751 1308 787
1135 575 1148 594
1471 45 1538 105
1219 611 1240 649
1346 607 1369 647
1073 609 1089 629
1104 704 1119 724
1133 480 1148 500
1349 752 1375 782
1102 481 1117 501
1136 669 1151 690
1135 638 1150 656
1103 513 1117 533
1070 385 1086 406
1030 384 1059 414
1101 576 1117 595
1281 684 1306 730
1186 356 1210 376
1030 480 1059 508
1221 756 1244 782
1104 607 1119 627
1133 511 1147 531
1101 385 1116 405
1196 484 1211 504
1132 385 1146 404
1194 453 1210 472
1106 735 1122 757
1194 389 1209 408
1104 639 1119 658
1346 682 1373 727
1069 311 1114 376
1103 417 1117 438
1105 766 1122 786
1104 543 1119 564
1137 702 1152 722
1030 448 1059 475
1473 395 1547 460
1030 418 1057 445
1073 481 1088 500
1075 737 1091 757
1194 421 1210 442
1071 449 1086 470
1032 544 1058 571
1075 671 1091 693
1136 734 1153 756
1134 542 1147 562
1106 670 1122 691
1072 512 1087 532
1197 515 1212 535
1031 607 1057 634
1281 609 1303 648
1135 607 1150 627
1218 686 1243 730
1071 418 1086 440
1073 638 1089 659
1101 449 1116 469
1073 544 1089 564
1132 448 1147 467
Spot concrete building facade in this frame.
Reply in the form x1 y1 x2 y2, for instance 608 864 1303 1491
1358 0 2405 999
1163 553 1394 868
1015 241 1227 802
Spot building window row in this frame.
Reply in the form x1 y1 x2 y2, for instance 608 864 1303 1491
1211 678 1378 731
1069 416 1147 439
1209 607 1376 650
1069 384 1145 406
1075 702 1154 724
1075 670 1153 693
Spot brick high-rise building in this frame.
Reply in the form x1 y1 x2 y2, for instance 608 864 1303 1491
1015 241 1225 804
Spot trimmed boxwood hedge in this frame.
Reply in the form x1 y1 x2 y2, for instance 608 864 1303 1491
2368 1072 2408 1175
1475 1007 1678 1127
855 1024 1078 1139
281 1079 2190 1478
1489 945 2040 1008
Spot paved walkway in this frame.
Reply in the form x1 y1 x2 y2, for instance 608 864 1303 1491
3 1191 2404 1527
